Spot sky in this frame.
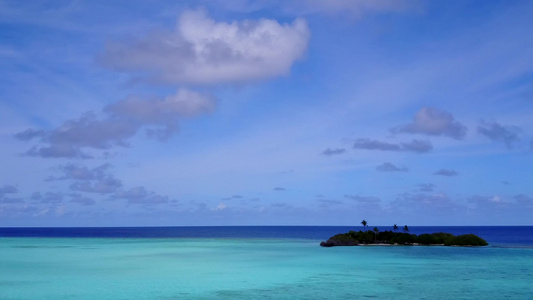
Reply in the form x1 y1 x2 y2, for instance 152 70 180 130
1 0 532 227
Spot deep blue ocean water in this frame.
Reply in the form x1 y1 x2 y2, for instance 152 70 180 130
1 226 532 299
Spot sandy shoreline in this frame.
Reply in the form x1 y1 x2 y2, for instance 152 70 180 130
323 243 447 246
358 243 446 246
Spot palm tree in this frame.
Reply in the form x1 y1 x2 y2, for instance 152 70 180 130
361 220 367 231
393 224 398 232
373 227 379 243
403 225 409 233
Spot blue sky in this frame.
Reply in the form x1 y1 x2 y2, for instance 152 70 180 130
1 0 532 226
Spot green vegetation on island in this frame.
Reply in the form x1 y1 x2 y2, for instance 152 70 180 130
320 221 488 247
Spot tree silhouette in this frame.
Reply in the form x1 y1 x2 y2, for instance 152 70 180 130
403 225 409 233
361 220 367 231
393 224 398 232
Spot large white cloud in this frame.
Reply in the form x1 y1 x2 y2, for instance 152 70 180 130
100 10 310 85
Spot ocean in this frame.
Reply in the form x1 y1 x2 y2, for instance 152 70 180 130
1 226 532 299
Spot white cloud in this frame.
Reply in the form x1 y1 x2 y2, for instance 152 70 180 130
100 10 310 85
215 202 228 211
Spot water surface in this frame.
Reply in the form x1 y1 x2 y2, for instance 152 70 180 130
1 231 532 299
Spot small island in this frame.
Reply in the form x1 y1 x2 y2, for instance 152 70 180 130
320 221 488 247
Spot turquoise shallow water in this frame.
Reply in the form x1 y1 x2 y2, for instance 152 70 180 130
1 237 532 299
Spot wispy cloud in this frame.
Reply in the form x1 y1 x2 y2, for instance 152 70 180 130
47 163 123 194
321 148 346 156
114 187 169 205
70 177 122 194
477 120 521 149
31 192 64 204
0 197 24 204
392 193 462 215
318 199 344 205
222 195 244 201
376 162 408 172
14 89 215 158
69 193 96 206
401 139 433 153
0 184 18 195
353 138 432 153
47 163 112 181
514 194 533 205
433 169 458 177
270 202 291 208
0 184 21 204
214 203 228 211
468 194 533 215
391 107 467 140
352 138 400 151
344 194 381 203
418 183 435 192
